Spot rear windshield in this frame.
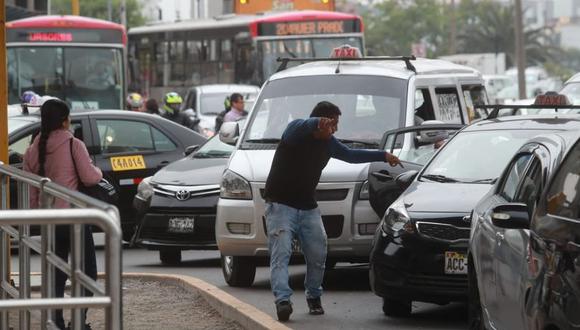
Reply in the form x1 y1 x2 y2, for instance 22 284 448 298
242 75 407 149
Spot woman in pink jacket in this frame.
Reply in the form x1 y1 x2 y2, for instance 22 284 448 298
23 99 102 330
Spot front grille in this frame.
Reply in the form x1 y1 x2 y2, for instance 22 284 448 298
417 222 470 242
139 214 216 243
262 215 344 239
406 274 467 290
259 189 349 201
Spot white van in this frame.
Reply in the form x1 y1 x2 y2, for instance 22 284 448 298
216 55 487 286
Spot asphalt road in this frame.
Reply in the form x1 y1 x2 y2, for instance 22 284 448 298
17 245 468 329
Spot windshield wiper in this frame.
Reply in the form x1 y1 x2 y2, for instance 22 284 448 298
467 178 498 184
245 138 281 144
421 174 460 183
337 139 379 148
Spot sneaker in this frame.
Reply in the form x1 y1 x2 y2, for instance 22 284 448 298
276 300 293 321
307 297 325 315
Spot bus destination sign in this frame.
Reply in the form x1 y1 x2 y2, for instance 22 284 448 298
258 20 359 36
7 28 124 44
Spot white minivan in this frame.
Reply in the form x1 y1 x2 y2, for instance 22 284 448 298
216 55 487 286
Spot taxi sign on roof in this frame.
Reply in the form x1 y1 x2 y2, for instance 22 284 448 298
534 92 571 106
330 44 361 59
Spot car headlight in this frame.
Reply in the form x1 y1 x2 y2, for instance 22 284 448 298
359 180 369 200
381 199 413 233
220 170 252 200
136 176 154 200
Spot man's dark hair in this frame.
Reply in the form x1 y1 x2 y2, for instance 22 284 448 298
230 93 243 104
310 101 342 118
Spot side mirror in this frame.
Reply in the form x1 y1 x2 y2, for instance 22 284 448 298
184 145 199 156
395 170 418 190
8 152 23 165
491 203 530 229
219 122 240 146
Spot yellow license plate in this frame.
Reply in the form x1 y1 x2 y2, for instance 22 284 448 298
110 155 146 171
444 251 468 274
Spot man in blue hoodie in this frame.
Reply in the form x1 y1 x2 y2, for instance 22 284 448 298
264 101 401 321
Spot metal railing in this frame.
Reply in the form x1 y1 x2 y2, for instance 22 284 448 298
0 162 122 330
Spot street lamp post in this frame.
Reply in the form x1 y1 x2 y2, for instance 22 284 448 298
514 0 527 99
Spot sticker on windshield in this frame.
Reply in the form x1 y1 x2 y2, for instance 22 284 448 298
110 155 146 171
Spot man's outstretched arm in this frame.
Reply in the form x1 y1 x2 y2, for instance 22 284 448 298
330 137 401 166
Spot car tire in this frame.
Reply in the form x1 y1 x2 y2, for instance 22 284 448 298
159 248 182 265
325 258 337 271
468 263 485 330
382 297 412 317
221 255 256 287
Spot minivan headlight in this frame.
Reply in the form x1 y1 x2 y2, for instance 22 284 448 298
381 199 413 233
136 177 154 201
220 170 252 200
359 180 369 200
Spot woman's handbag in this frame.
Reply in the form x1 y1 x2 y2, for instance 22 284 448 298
69 139 119 204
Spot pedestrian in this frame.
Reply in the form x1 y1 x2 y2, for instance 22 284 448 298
126 92 144 111
223 93 247 123
160 92 198 129
214 95 232 133
145 98 160 115
23 99 102 330
263 101 401 322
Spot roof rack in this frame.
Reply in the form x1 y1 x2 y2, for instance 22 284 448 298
476 104 580 119
276 56 417 73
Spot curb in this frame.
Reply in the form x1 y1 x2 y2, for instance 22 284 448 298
14 272 290 330
122 273 290 330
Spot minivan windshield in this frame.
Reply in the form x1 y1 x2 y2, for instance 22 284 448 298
242 75 406 149
421 130 544 183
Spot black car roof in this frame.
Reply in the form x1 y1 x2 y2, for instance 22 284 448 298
465 115 580 132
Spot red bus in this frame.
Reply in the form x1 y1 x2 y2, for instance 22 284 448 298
128 10 364 100
7 16 127 110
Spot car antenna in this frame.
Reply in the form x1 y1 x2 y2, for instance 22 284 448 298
335 59 342 74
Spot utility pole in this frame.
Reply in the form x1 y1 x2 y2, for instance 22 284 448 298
108 0 112 21
121 0 127 27
1 0 8 166
449 0 457 55
514 0 527 99
72 0 80 15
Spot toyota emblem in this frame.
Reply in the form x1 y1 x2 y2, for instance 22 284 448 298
175 190 190 201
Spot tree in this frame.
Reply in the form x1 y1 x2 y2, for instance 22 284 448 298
455 0 558 67
362 0 449 57
50 0 146 28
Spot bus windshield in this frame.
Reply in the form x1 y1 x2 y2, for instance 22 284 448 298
258 36 363 79
8 46 124 110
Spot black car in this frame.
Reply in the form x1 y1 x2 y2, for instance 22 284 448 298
469 129 580 329
368 114 580 317
132 134 235 264
8 110 206 240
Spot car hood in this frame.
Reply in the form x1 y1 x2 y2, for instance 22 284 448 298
152 157 228 185
403 181 493 213
227 149 371 182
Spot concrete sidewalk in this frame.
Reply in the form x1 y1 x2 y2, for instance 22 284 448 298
11 272 290 330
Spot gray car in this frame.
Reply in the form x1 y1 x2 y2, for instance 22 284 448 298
469 126 580 329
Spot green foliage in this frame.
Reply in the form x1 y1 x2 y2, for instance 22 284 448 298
50 0 146 28
364 0 559 67
363 0 449 56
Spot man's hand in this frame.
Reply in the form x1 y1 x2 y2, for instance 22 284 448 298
318 117 337 134
385 153 402 167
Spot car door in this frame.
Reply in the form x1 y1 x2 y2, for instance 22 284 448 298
368 123 464 218
89 116 184 223
531 140 580 329
490 151 536 329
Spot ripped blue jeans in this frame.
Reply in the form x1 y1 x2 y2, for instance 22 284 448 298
265 202 327 303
